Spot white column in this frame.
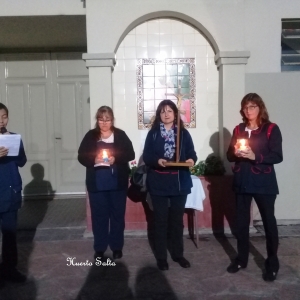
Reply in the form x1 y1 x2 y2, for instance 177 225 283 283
82 53 116 128
215 51 257 232
215 51 250 172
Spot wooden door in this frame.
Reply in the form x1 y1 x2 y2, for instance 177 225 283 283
0 52 90 196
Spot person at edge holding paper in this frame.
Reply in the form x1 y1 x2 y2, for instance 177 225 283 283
78 106 135 261
0 103 27 288
226 93 283 282
143 99 197 271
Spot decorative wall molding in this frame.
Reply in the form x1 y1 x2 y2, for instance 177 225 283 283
82 53 116 69
215 51 250 68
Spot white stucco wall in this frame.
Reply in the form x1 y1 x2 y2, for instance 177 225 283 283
246 73 300 220
245 0 300 73
85 0 245 54
0 0 86 16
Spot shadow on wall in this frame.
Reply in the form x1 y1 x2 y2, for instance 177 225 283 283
200 130 238 261
23 163 55 199
19 163 55 231
208 127 232 173
18 163 55 230
204 129 236 236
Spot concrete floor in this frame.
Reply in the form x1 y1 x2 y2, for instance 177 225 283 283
0 198 300 300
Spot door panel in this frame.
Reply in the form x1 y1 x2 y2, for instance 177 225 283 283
51 53 90 194
28 84 49 152
5 84 26 137
0 53 90 196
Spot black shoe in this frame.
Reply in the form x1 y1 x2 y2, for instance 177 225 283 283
227 261 245 273
113 250 123 259
263 271 277 282
94 251 104 260
1 268 26 283
157 259 169 271
173 257 191 268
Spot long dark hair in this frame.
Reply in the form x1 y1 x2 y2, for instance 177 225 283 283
240 93 270 126
0 103 9 116
151 99 184 130
94 106 116 137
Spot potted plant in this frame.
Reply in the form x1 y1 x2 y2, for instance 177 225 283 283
190 155 225 176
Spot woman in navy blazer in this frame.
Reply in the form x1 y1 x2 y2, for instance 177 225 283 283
143 100 197 271
226 93 283 282
0 103 27 287
78 106 135 261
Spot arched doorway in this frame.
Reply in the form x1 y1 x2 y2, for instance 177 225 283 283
113 18 219 161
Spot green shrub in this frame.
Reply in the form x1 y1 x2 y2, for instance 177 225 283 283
190 155 225 176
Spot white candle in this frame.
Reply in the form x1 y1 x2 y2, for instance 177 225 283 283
102 150 109 162
239 139 246 151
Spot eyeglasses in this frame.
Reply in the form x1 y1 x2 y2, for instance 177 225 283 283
243 105 258 112
98 119 112 123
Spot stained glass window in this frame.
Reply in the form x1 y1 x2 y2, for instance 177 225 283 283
137 58 196 129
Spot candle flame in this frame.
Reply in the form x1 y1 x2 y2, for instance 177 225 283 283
103 150 108 158
240 139 245 147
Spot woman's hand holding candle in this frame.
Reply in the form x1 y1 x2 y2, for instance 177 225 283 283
108 156 115 165
234 139 255 160
94 150 115 165
239 147 255 160
95 154 103 164
235 139 249 157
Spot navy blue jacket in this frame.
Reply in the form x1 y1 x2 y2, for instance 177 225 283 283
143 127 197 196
0 133 27 213
227 122 283 194
78 128 135 192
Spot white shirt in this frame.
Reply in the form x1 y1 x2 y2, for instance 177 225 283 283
100 133 114 143
245 127 258 138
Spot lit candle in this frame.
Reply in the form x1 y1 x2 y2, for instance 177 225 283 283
239 139 246 151
236 138 248 152
102 150 109 162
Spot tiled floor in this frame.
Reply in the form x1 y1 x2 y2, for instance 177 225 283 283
0 198 300 300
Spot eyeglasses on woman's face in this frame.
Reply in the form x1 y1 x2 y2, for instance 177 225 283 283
97 118 112 124
243 105 258 112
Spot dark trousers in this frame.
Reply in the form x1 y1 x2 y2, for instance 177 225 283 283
0 210 18 269
88 189 127 252
151 194 187 260
235 193 279 272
